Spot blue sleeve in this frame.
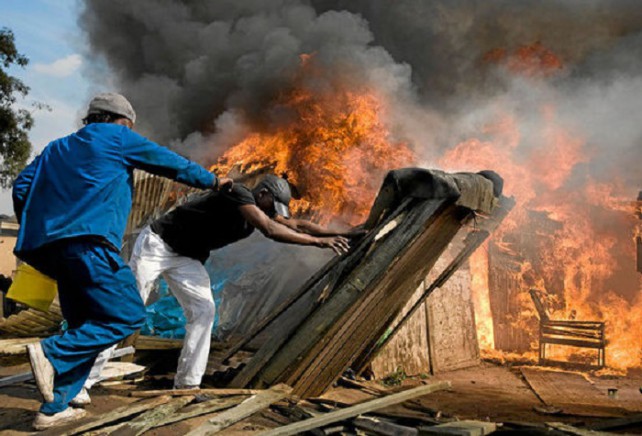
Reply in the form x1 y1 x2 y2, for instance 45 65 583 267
120 129 216 189
12 155 41 223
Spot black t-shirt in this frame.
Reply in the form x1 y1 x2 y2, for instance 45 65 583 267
150 184 256 263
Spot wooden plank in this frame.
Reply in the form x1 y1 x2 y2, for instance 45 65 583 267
0 337 40 355
426 265 480 374
257 382 451 436
286 204 466 397
541 327 603 340
61 396 173 435
0 371 33 387
130 388 260 397
98 362 146 383
107 396 194 436
119 332 139 362
185 384 292 435
353 416 418 436
371 282 431 377
520 367 625 417
546 422 611 436
541 337 604 349
419 420 497 435
258 201 446 392
587 413 642 431
544 320 604 327
134 335 182 350
151 396 248 429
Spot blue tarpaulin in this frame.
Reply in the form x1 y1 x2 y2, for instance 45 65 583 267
139 232 331 341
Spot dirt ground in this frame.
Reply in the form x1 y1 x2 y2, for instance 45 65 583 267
1 357 641 435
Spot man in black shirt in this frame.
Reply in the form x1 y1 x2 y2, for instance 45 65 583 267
83 175 351 394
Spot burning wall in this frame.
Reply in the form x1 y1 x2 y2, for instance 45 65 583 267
80 1 642 370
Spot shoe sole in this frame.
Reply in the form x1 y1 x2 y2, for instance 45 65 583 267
27 343 54 403
33 409 87 430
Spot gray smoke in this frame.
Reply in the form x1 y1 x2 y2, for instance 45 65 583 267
79 0 642 189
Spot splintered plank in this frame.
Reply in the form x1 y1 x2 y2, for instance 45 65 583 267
520 367 626 417
151 396 249 429
185 384 292 435
108 396 194 436
257 382 451 436
61 396 173 435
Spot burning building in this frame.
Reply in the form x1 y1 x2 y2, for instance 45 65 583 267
79 0 642 373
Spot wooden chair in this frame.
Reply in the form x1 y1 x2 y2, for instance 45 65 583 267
529 289 606 368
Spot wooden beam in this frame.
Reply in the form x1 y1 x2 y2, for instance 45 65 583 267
130 388 260 398
257 382 450 436
108 396 194 436
61 396 173 435
185 384 292 436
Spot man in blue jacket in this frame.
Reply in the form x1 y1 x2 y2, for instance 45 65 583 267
12 93 232 430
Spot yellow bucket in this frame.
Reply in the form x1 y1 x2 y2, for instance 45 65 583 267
6 264 58 312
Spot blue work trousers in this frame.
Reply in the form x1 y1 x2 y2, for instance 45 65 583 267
23 239 145 414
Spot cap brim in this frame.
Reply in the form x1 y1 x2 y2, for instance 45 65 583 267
274 201 290 219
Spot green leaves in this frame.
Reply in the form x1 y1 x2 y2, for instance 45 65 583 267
0 27 32 188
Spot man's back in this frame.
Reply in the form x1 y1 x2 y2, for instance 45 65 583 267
151 184 257 263
14 123 215 255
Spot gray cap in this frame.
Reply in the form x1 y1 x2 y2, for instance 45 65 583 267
87 93 136 123
256 174 292 218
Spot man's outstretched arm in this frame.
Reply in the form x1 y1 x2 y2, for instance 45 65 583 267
239 205 350 255
121 129 233 191
274 215 365 238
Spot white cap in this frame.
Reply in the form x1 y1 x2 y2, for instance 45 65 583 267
87 93 136 123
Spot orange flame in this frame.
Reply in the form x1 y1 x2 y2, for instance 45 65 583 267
483 41 564 77
213 56 414 225
443 43 641 370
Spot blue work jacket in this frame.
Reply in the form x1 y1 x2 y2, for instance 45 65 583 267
12 123 216 255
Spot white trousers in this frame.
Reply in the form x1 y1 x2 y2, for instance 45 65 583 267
85 226 215 388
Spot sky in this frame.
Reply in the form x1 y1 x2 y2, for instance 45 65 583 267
1 0 92 215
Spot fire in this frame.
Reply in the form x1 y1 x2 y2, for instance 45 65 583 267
205 43 640 371
483 41 564 77
470 244 494 349
212 56 414 225
442 43 642 370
